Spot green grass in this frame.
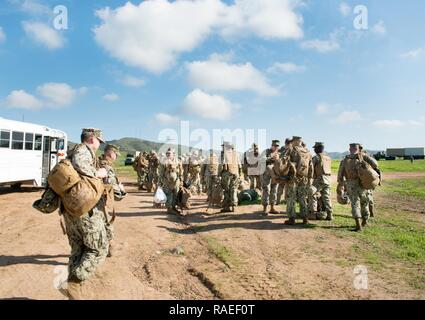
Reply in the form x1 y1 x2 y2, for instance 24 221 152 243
204 236 240 267
383 178 425 199
332 159 425 173
113 154 137 178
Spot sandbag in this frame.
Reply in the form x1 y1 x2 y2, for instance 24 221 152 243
357 155 380 190
154 187 167 204
61 175 105 217
47 159 81 197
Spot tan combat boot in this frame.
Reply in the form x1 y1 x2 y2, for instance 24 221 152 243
326 212 333 221
220 207 232 213
355 218 362 231
362 218 369 227
269 205 279 214
302 217 309 225
107 241 113 258
262 205 269 216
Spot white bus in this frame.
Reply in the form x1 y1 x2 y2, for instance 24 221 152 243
0 118 68 188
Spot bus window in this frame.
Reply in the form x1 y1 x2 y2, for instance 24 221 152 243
0 130 10 148
34 134 42 151
12 131 24 150
25 133 34 150
50 138 58 152
57 139 65 150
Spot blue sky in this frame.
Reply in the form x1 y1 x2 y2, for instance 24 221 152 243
0 0 424 152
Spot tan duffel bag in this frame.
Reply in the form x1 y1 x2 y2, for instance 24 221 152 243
48 159 81 197
62 175 105 217
357 154 380 190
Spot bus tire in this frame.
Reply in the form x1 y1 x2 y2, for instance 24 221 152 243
11 183 22 191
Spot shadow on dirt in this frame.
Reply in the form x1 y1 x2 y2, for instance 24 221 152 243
0 254 68 267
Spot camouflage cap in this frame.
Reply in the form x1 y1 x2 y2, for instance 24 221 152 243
272 140 280 146
292 136 302 141
313 142 324 148
104 144 121 156
350 143 360 148
222 142 234 149
82 128 105 143
252 143 258 148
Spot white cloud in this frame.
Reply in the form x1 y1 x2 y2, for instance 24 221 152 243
120 75 146 88
401 46 425 59
301 38 340 53
103 93 119 102
183 89 239 120
267 62 306 74
0 27 6 43
373 119 424 129
19 0 51 16
36 83 77 106
334 111 362 124
372 20 386 35
219 0 304 40
22 21 64 50
316 103 330 114
187 55 279 96
4 90 43 110
93 0 304 74
339 2 351 16
155 113 180 125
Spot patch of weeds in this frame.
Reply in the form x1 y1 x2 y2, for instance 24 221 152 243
204 236 240 268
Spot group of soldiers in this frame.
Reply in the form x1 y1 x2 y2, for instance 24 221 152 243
59 128 380 299
132 136 380 232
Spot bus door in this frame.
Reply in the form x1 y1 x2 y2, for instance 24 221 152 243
50 137 59 169
41 136 51 184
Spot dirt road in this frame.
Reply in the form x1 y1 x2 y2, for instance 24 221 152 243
0 174 424 300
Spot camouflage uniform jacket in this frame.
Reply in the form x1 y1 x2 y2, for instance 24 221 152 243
99 156 121 195
286 146 314 180
67 143 99 177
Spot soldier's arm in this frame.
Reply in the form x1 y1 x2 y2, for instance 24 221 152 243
308 158 314 181
72 146 97 177
363 154 379 170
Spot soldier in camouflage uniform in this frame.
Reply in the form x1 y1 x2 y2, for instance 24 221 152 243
260 140 281 216
204 149 220 203
276 138 292 205
188 150 202 194
146 151 160 193
308 142 333 221
359 144 379 217
243 143 261 190
220 142 242 213
133 151 149 190
99 144 127 257
284 136 314 225
63 129 109 296
338 143 380 231
158 148 183 215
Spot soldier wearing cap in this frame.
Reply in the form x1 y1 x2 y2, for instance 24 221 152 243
64 128 109 298
188 150 203 195
99 144 127 258
308 142 333 220
203 149 220 203
337 143 380 231
220 142 242 213
284 136 314 225
146 150 160 194
260 140 281 216
133 151 149 190
243 143 261 190
358 144 380 218
158 148 184 215
276 138 293 205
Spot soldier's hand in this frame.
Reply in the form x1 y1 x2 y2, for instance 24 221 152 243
97 168 108 179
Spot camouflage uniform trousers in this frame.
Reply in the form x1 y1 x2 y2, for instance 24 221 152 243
346 180 370 220
247 175 261 190
163 182 180 210
189 172 202 194
63 206 109 282
276 182 286 205
206 174 218 200
137 169 147 188
221 171 239 209
308 175 332 217
146 170 159 191
286 178 310 219
261 173 278 206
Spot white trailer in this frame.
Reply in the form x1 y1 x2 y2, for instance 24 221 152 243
0 118 68 188
404 147 425 157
